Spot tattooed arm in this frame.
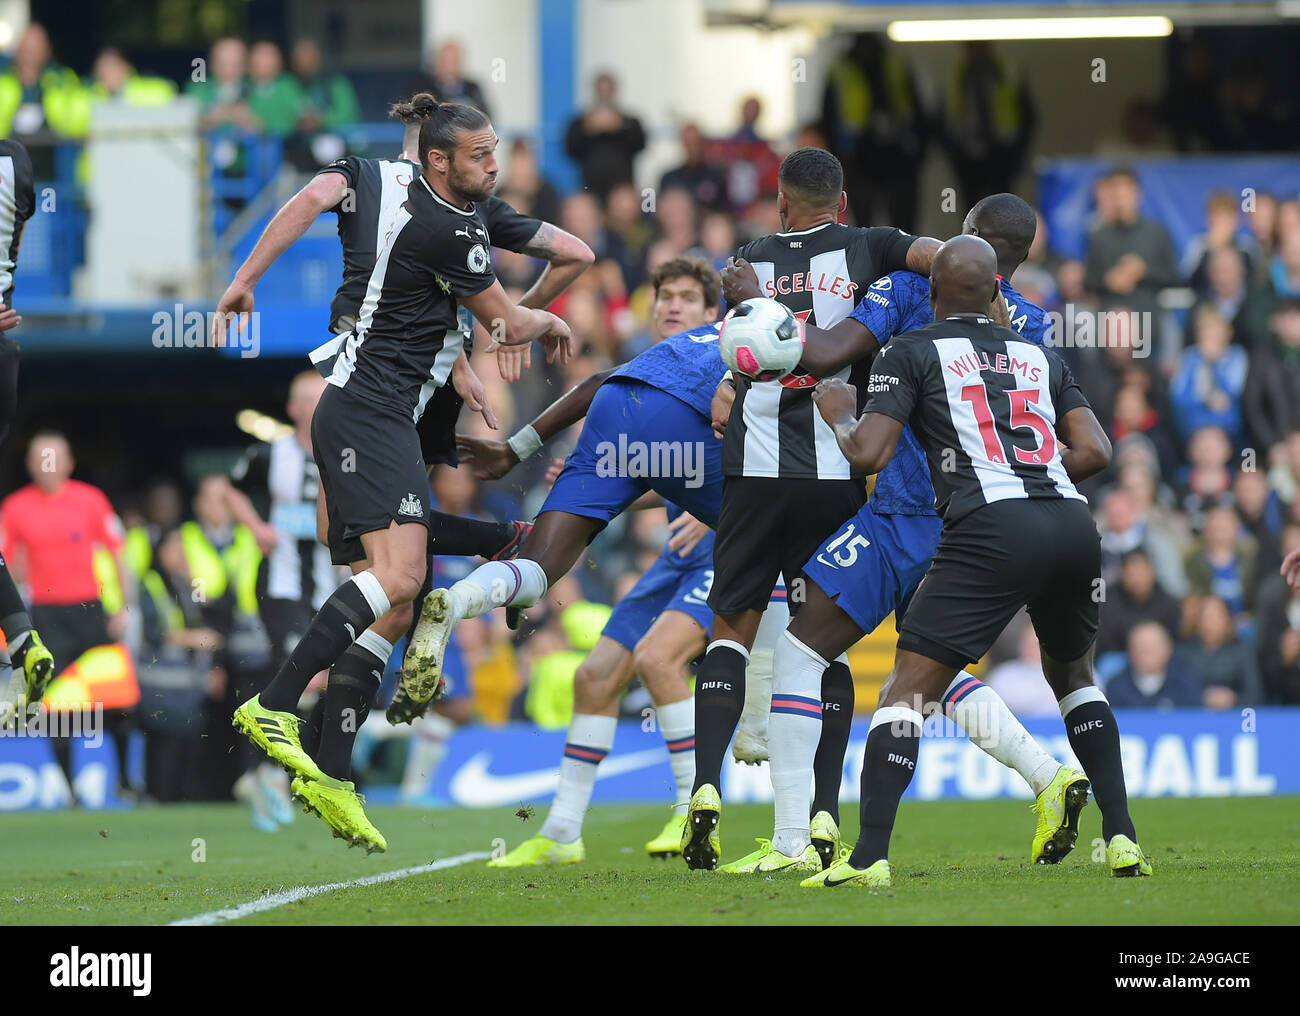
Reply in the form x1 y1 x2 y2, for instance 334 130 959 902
518 222 595 310
904 236 942 277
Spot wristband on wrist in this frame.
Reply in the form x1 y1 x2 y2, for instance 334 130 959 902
506 424 543 460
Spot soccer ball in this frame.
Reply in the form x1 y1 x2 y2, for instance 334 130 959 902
719 298 804 382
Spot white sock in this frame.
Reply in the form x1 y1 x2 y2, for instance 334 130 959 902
943 671 1060 796
539 713 616 843
447 558 548 619
400 712 456 798
655 697 695 807
769 631 826 856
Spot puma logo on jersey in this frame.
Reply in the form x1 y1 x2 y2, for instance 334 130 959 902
454 225 487 240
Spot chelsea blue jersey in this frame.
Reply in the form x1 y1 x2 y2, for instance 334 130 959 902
606 323 726 421
850 271 1053 515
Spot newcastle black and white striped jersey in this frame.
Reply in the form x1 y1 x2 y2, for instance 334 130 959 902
324 174 498 422
231 436 337 610
0 140 35 306
724 223 915 479
864 314 1091 525
312 155 542 332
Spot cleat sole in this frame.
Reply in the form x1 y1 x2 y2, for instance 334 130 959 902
682 809 719 871
403 591 454 703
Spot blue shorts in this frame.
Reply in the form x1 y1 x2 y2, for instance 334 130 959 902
603 538 715 651
541 381 722 529
801 504 943 636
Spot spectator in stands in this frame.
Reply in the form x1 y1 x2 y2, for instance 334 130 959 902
565 72 645 202
1069 307 1146 432
1238 228 1300 350
1107 621 1202 709
660 123 728 213
1169 304 1249 446
1267 428 1300 506
1097 548 1183 659
731 96 765 144
1255 523 1300 703
1247 191 1280 277
498 138 561 225
655 186 699 256
1098 486 1189 600
1199 246 1249 323
1182 191 1258 287
699 210 738 275
940 42 1035 208
1164 37 1224 152
1176 425 1236 528
289 39 360 132
604 181 655 291
84 47 176 115
408 40 491 118
1184 504 1258 621
1083 167 1181 321
1176 595 1262 708
1244 300 1300 456
1219 67 1291 153
187 37 256 131
1110 383 1179 480
1094 99 1172 157
819 32 927 229
245 40 301 135
1233 467 1284 575
983 615 1060 717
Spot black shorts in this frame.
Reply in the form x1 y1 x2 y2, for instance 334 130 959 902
417 383 464 467
709 475 868 616
312 383 431 566
897 497 1101 669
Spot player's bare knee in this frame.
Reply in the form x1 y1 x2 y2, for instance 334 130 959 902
632 643 683 698
574 660 616 711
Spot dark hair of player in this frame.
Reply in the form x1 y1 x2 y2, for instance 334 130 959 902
966 192 1037 267
652 255 721 309
389 92 438 124
417 100 492 168
777 147 843 210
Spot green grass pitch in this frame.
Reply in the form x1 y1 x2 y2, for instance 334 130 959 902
2 796 1297 925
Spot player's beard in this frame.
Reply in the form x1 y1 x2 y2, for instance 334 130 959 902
448 160 496 204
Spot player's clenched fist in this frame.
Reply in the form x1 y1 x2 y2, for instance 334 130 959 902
812 377 857 424
721 256 761 305
711 376 736 439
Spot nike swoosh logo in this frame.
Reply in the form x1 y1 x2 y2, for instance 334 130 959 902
448 747 670 807
822 875 857 887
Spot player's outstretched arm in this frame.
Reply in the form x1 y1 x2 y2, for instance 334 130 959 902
456 367 615 480
1056 405 1112 482
462 281 573 363
812 378 903 474
212 172 350 344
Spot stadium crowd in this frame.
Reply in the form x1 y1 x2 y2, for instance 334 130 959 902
3 21 1299 804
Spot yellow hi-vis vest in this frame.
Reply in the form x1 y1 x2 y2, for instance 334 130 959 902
179 521 261 617
0 66 87 138
948 59 1023 140
825 54 914 132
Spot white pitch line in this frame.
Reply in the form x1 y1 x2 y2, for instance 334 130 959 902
168 851 490 926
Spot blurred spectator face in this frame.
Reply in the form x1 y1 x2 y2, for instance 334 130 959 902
680 123 705 164
1205 247 1245 298
605 182 643 231
157 530 188 578
560 193 603 246
291 39 322 79
210 37 247 86
194 475 233 530
1113 384 1149 431
593 72 617 106
1027 210 1050 264
1197 596 1234 647
651 273 710 339
1128 622 1172 676
505 139 539 192
1233 468 1270 519
435 41 464 82
249 42 284 84
1092 175 1117 222
1202 505 1241 552
740 96 761 128
1270 303 1300 348
657 188 697 243
433 465 477 515
1278 200 1300 242
700 211 737 259
1278 230 1300 277
794 123 827 150
14 23 52 77
1109 173 1141 223
642 238 678 280
1120 551 1157 600
146 483 183 530
1193 305 1232 357
1119 463 1157 512
93 48 131 95
1103 489 1138 533
564 289 607 351
286 373 327 429
1250 192 1278 249
26 434 73 492
1205 195 1240 244
1187 426 1232 468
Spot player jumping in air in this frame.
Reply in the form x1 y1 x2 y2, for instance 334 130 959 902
716 194 1090 874
802 235 1150 888
230 100 572 852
